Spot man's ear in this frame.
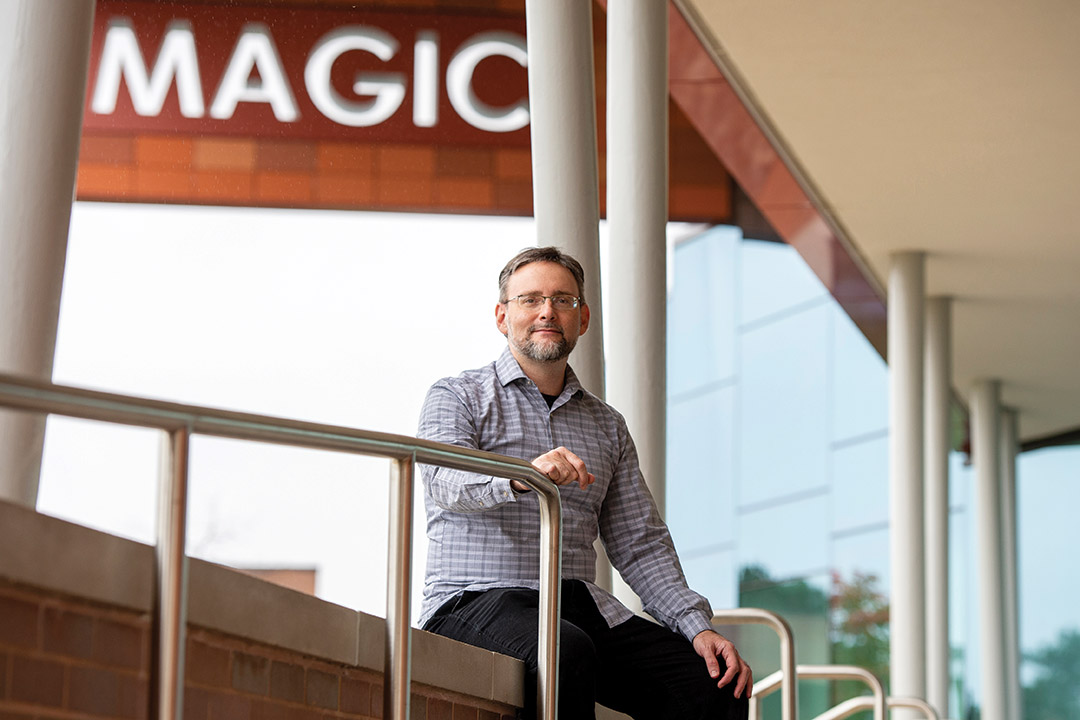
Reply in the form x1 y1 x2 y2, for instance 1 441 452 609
578 303 590 335
495 302 509 336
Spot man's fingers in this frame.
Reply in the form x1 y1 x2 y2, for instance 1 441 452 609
716 661 736 689
734 663 752 698
559 447 590 487
715 641 743 693
694 630 752 697
702 649 721 679
532 448 594 488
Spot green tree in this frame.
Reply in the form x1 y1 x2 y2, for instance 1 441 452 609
1023 629 1080 720
739 564 829 614
829 570 890 706
735 566 892 717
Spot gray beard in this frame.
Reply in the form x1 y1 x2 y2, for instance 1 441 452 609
511 328 576 363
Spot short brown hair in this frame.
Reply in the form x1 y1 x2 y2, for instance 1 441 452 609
498 246 587 304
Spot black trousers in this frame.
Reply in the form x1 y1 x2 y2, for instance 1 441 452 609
422 580 749 720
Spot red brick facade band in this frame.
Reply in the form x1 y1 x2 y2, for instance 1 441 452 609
0 580 516 720
76 0 734 222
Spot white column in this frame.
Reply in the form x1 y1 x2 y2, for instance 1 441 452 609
524 0 604 397
605 0 668 614
999 407 1021 720
888 252 926 713
924 297 951 718
0 1 96 506
971 380 1007 720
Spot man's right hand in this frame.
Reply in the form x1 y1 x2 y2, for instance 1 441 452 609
511 446 596 492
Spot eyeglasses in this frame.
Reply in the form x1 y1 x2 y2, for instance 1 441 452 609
505 294 580 310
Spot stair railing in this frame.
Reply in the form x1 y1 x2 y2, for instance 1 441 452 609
711 608 797 720
714 605 949 720
812 694 940 720
744 653 889 720
0 372 563 720
751 663 887 720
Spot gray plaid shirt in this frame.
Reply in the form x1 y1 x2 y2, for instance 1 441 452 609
417 348 713 641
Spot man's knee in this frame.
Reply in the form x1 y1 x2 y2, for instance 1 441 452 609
693 679 750 720
558 621 598 682
554 622 599 717
654 655 749 720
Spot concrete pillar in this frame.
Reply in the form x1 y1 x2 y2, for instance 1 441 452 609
605 0 668 614
999 407 1021 720
924 297 951 718
0 1 96 506
523 0 604 397
888 252 926 714
971 380 1007 720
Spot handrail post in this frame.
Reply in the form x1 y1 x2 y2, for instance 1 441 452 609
798 664 886 720
712 608 797 720
154 427 191 720
533 478 563 720
385 456 415 720
888 696 941 720
747 670 783 720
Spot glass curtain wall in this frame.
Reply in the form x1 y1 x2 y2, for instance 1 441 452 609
665 226 983 718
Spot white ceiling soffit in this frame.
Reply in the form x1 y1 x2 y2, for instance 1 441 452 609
681 0 1080 445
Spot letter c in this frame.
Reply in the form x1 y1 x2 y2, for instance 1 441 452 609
446 32 528 133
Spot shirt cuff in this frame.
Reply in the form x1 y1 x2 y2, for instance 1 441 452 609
678 610 715 642
493 476 519 502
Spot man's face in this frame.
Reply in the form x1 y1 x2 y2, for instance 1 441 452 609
496 261 590 364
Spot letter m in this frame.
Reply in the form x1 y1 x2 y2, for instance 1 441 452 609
92 18 205 118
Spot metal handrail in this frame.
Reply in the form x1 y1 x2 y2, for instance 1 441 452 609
800 665 887 720
813 695 941 720
0 372 563 720
711 608 797 720
749 663 886 720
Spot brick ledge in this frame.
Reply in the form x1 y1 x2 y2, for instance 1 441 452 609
0 499 524 708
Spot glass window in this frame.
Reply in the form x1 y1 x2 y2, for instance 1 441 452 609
739 239 828 327
1018 445 1080 720
830 306 888 442
739 304 830 506
739 493 829 580
949 498 971 720
681 548 737 611
668 228 738 396
737 571 832 719
831 526 890 594
831 434 889 534
667 385 737 552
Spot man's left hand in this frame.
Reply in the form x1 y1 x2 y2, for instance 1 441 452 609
692 629 753 698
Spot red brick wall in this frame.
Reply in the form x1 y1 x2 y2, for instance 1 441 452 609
77 135 536 217
0 582 150 719
0 581 516 720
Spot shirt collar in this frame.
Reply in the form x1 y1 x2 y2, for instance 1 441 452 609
495 347 583 400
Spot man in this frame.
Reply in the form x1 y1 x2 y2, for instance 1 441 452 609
418 246 751 719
